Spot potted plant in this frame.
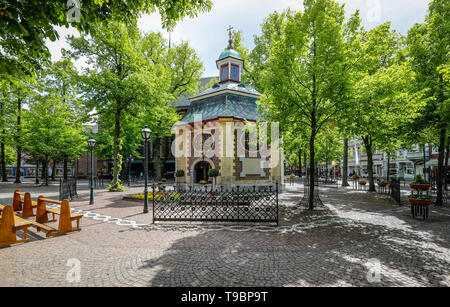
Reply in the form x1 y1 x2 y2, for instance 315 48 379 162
290 173 295 179
408 193 433 206
352 174 361 180
378 180 388 187
359 180 367 186
409 175 430 191
409 175 432 208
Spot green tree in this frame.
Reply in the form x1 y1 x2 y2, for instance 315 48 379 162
68 21 203 191
258 0 350 210
0 0 212 79
344 21 425 192
316 122 342 181
23 91 86 185
407 0 449 205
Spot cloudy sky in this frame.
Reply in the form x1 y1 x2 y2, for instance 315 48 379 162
48 0 432 77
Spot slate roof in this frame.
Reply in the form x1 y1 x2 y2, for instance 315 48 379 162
194 81 259 99
180 93 261 124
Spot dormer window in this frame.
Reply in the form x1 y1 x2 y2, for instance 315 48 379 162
220 64 229 82
230 64 240 81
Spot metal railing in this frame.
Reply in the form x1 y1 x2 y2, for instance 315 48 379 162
152 183 279 224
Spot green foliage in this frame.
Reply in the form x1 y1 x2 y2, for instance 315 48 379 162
412 174 429 184
315 123 342 164
175 170 185 177
68 21 203 188
208 168 219 177
253 0 350 209
0 0 212 79
108 182 125 192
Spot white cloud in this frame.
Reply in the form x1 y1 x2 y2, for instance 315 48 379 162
48 0 431 76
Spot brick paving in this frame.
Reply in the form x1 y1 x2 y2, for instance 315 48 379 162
0 181 449 287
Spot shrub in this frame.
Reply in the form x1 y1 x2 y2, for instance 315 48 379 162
208 168 219 177
108 182 125 192
175 170 185 177
413 174 428 184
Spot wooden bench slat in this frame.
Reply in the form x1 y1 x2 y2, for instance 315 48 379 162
46 208 83 219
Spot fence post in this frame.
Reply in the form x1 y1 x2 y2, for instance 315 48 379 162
276 181 279 226
152 184 155 224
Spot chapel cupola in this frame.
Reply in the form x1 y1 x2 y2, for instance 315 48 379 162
216 25 244 83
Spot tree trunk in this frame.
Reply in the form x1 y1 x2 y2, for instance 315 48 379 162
0 101 7 182
362 136 376 192
63 157 68 180
387 153 390 181
342 138 349 186
43 160 49 186
298 150 302 178
14 98 22 183
309 128 316 211
14 148 21 183
1 142 7 182
435 128 446 206
111 107 121 189
423 144 427 181
325 160 328 183
155 138 162 180
51 160 56 181
445 141 449 191
41 161 45 179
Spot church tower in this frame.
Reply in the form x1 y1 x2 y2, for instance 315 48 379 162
174 27 284 188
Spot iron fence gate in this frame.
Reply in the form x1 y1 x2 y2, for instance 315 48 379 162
152 184 278 224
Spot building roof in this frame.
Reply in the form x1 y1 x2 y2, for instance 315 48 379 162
180 93 261 124
218 48 242 61
170 77 218 109
193 81 259 100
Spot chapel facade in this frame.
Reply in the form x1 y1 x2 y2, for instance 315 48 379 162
173 33 284 188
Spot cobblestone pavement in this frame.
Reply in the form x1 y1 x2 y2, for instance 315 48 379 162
0 181 449 287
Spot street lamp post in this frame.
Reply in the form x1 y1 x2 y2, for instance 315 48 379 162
141 125 152 213
127 155 134 187
87 138 96 205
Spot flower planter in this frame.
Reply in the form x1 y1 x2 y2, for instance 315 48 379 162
408 198 432 206
409 183 430 191
359 182 367 186
377 183 387 187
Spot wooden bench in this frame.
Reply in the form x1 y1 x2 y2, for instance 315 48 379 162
12 190 38 218
31 197 83 237
0 205 33 247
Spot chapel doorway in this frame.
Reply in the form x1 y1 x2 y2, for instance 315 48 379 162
194 161 210 183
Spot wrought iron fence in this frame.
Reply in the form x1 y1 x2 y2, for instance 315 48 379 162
59 177 78 201
300 172 323 208
152 184 279 224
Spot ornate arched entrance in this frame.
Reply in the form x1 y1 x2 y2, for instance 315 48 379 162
194 161 210 183
190 158 215 184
